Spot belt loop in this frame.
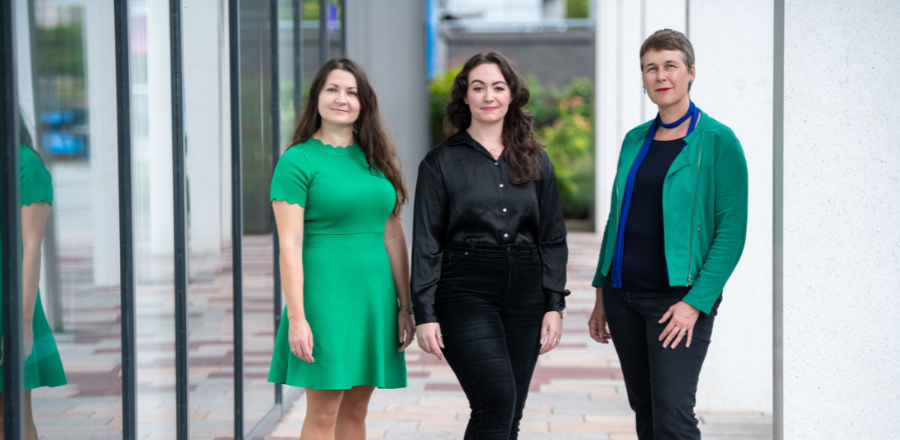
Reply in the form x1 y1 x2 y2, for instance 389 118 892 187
469 242 476 253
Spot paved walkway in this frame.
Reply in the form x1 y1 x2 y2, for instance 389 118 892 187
267 233 773 440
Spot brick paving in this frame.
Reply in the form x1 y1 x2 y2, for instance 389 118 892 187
267 233 773 440
29 163 279 439
34 164 771 439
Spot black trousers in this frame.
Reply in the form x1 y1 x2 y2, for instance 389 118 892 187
602 277 720 440
435 243 545 440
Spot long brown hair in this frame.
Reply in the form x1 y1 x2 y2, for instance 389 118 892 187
288 58 408 214
444 51 543 185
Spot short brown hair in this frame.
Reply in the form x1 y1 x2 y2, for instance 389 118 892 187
640 29 695 71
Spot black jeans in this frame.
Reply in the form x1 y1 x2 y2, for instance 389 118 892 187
602 277 720 440
435 243 545 440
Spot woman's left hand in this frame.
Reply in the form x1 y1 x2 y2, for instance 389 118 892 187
398 311 416 353
658 301 700 349
539 311 563 355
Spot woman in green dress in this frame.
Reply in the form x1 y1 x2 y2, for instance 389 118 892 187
267 59 415 440
0 115 67 439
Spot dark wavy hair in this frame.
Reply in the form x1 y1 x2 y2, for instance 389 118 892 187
18 108 44 164
288 58 408 215
444 51 543 185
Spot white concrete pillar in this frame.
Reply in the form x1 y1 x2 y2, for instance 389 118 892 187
345 0 429 242
594 0 684 233
594 0 622 230
690 0 774 413
183 0 224 256
775 0 900 437
84 0 121 286
147 0 174 256
219 0 232 249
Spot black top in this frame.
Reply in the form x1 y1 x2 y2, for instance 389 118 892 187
615 138 690 293
411 131 569 324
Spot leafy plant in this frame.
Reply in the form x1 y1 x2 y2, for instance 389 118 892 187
428 65 462 147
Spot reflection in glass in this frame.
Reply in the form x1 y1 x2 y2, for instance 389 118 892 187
1 114 65 440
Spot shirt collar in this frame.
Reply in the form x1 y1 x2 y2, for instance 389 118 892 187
447 131 498 161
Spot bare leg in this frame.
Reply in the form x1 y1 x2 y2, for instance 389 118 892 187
0 390 39 440
301 388 345 440
25 390 38 440
334 386 375 440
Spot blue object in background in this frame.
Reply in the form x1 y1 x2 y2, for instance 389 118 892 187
43 131 85 156
328 2 338 34
427 0 437 78
40 108 88 157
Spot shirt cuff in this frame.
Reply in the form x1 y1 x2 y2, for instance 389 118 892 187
413 302 438 325
544 290 569 313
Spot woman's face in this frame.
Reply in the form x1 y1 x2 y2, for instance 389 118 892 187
641 49 695 109
317 69 361 127
464 63 511 126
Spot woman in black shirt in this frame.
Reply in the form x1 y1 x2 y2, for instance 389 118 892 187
411 51 569 440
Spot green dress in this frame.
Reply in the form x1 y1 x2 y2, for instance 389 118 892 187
267 138 406 389
0 146 66 391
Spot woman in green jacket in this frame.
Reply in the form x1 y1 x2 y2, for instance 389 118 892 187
588 29 748 440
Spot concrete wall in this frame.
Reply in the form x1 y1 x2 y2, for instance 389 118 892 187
775 0 900 437
595 0 773 413
345 0 429 241
690 0 774 413
444 30 594 87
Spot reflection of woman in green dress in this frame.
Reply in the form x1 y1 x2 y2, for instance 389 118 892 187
267 59 414 440
0 115 67 439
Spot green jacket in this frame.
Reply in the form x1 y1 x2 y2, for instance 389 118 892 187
592 110 749 314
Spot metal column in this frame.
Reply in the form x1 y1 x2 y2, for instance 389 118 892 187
319 0 329 65
340 0 346 56
229 0 245 437
0 0 24 436
271 0 283 407
293 0 303 119
168 0 189 437
113 0 137 437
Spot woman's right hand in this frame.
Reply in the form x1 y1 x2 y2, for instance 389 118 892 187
589 288 612 344
416 322 444 360
289 319 315 363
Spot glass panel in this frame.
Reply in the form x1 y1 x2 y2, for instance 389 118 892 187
132 0 177 437
239 0 277 435
23 0 124 437
183 0 237 437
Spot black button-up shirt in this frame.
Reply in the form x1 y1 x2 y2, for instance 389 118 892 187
411 131 569 325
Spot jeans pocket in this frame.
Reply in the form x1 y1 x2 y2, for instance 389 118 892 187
442 251 468 268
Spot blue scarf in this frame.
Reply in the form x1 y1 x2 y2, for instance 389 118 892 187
610 100 700 288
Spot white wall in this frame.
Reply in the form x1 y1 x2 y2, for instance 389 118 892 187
146 0 174 257
595 0 773 413
776 0 900 437
184 0 226 256
690 0 774 413
84 0 121 286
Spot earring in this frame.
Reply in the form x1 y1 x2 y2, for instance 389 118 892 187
643 87 646 94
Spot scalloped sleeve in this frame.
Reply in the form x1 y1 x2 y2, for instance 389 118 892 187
270 148 313 207
20 146 53 207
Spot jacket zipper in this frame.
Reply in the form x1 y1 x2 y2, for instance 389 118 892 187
686 145 703 286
